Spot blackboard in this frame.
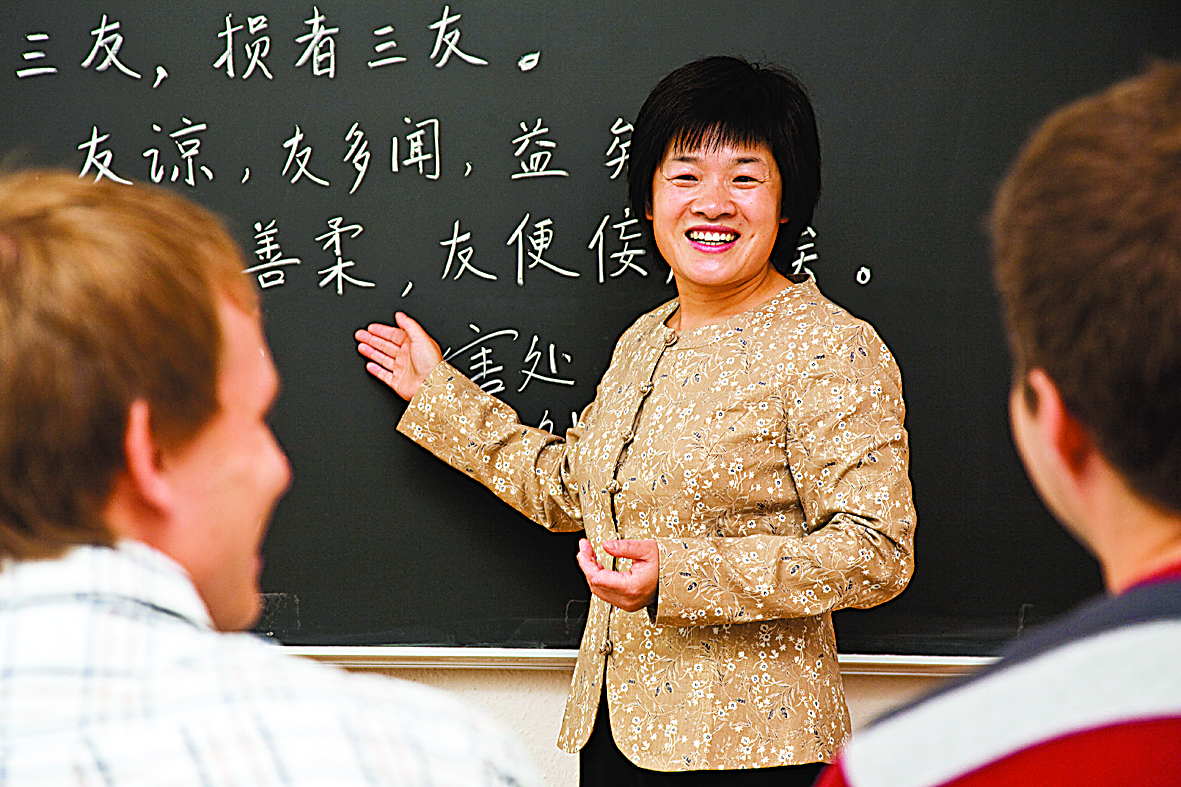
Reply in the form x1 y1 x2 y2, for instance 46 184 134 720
4 1 1179 655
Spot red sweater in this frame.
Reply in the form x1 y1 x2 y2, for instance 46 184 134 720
817 562 1181 787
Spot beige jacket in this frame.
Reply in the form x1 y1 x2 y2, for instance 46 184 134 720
397 275 915 771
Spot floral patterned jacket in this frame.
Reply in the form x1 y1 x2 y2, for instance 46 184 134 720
397 275 916 771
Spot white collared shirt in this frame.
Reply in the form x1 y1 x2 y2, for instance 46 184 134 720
0 541 538 786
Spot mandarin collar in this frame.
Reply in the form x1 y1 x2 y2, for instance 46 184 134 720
643 274 820 350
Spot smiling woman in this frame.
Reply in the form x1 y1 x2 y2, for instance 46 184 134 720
648 141 788 329
355 56 916 786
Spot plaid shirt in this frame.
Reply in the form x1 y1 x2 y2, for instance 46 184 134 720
0 541 538 786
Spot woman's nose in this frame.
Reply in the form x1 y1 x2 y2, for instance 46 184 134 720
691 178 735 219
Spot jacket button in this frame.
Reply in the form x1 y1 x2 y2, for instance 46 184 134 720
639 382 653 395
599 639 613 656
663 332 678 347
605 480 621 494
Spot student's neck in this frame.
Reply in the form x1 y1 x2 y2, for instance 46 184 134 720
669 269 790 332
1087 481 1181 592
1104 525 1181 593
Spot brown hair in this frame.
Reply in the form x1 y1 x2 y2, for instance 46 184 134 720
992 61 1181 512
0 171 257 558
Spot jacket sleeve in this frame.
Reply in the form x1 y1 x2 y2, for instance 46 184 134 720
396 361 587 533
652 323 915 626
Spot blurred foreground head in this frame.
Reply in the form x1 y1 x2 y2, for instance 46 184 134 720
992 62 1181 514
0 171 257 559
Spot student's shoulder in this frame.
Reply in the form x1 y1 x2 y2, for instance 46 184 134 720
201 634 541 784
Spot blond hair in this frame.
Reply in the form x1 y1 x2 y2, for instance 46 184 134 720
0 171 257 558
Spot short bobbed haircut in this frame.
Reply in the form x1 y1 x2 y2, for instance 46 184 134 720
627 55 822 271
0 171 256 559
992 61 1181 513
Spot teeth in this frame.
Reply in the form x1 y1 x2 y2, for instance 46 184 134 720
688 229 738 244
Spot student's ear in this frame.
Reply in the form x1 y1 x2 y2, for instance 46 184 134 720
121 399 174 515
1026 369 1094 476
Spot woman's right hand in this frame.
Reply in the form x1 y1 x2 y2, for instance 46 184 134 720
355 312 444 401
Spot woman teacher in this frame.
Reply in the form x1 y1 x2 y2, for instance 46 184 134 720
356 56 915 785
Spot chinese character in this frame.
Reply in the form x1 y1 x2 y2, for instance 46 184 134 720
792 226 818 276
368 25 405 68
316 217 374 295
440 220 494 280
295 6 338 78
511 118 568 179
244 220 302 289
81 15 142 79
604 118 632 180
214 14 273 80
507 214 579 286
443 325 519 395
538 409 579 434
393 117 441 180
428 5 488 68
281 125 330 187
77 126 131 184
518 336 575 392
16 32 58 78
143 118 214 186
344 123 370 194
588 208 648 283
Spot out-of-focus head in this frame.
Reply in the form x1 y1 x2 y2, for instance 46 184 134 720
628 55 822 271
0 171 257 560
992 61 1181 514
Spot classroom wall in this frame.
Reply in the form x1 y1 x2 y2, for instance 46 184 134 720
368 667 950 786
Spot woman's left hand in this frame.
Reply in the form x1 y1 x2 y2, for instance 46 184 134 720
576 538 658 613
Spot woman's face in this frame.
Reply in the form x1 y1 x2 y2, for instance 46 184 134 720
647 140 786 297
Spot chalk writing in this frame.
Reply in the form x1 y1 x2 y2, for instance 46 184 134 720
82 15 142 79
511 118 569 179
393 117 441 180
857 266 871 285
245 220 302 289
440 219 494 280
508 214 579 285
428 6 488 68
153 65 168 87
588 208 647 283
518 52 540 71
792 226 818 276
16 32 58 78
519 336 575 392
369 26 406 68
214 13 273 80
537 410 579 434
316 216 373 295
604 118 632 180
344 123 371 194
143 118 214 186
295 6 338 78
282 125 331 187
77 126 131 184
443 325 520 395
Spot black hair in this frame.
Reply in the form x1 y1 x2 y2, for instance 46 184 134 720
627 55 822 271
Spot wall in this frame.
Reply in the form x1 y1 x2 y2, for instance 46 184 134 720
307 655 977 786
